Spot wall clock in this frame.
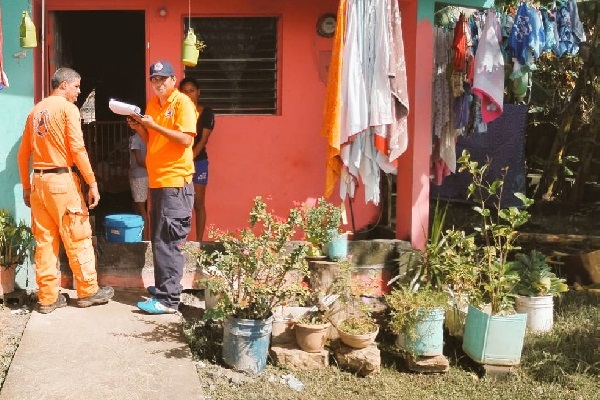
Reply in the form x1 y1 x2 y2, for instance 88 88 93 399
317 14 336 38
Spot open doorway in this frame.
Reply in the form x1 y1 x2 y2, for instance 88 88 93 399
48 10 146 234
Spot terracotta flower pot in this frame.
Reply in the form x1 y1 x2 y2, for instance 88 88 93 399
338 325 379 349
0 267 16 296
294 322 331 352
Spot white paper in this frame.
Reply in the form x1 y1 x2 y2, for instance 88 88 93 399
108 99 142 116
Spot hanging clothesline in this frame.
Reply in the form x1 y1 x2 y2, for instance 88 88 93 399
321 0 409 206
430 0 587 187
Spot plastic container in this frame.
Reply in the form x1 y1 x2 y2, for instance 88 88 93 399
401 307 445 356
104 214 144 243
515 295 554 334
462 305 527 366
326 232 349 261
222 316 273 374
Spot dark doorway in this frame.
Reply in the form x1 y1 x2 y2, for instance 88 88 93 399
50 11 146 116
49 11 146 233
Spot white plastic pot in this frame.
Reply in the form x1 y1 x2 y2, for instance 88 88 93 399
515 295 554 334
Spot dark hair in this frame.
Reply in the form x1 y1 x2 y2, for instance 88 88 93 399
178 77 200 90
51 67 81 90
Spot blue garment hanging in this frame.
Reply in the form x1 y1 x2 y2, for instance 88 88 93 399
507 2 534 64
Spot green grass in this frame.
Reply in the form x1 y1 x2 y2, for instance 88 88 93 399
182 291 599 400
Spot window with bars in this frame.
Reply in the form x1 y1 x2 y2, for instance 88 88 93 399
184 17 278 115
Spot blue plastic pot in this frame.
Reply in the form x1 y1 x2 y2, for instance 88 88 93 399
222 316 273 374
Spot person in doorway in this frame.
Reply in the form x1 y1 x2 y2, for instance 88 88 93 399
17 67 115 314
128 131 150 241
127 60 198 314
178 77 215 243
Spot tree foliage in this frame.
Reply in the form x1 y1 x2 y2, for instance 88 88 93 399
527 1 599 206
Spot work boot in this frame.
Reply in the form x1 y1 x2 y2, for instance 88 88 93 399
77 286 115 308
38 294 68 314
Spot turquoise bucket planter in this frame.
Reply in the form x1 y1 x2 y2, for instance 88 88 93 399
326 232 349 261
402 307 445 356
222 316 273 374
462 305 527 366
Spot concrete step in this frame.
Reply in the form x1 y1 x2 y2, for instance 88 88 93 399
60 237 412 293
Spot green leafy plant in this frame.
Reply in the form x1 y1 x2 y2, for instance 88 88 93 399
0 209 34 269
458 150 534 314
337 317 378 335
191 196 310 321
391 199 481 298
385 285 447 341
507 250 569 297
335 270 380 335
298 197 343 257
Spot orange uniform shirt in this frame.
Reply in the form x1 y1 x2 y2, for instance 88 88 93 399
145 89 198 188
17 95 96 190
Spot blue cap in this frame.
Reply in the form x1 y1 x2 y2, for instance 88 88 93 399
149 60 174 77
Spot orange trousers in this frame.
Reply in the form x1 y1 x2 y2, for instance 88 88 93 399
30 171 98 305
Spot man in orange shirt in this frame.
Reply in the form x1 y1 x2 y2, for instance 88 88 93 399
127 60 198 314
17 67 114 314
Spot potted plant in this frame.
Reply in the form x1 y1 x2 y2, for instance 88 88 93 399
292 259 352 352
192 196 310 374
390 199 479 339
0 209 34 296
457 150 531 366
298 197 343 258
336 273 380 349
293 293 335 353
507 249 568 333
385 285 447 357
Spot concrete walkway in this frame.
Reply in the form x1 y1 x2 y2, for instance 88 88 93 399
0 288 205 400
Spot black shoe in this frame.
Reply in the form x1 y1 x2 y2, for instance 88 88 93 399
77 286 115 308
38 294 68 314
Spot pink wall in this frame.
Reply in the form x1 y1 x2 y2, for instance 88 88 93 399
39 0 381 240
397 0 433 250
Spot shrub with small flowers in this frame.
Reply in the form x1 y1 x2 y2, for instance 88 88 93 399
193 196 310 321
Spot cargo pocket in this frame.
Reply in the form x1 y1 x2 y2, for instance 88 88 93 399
164 208 191 241
63 207 93 241
49 184 68 194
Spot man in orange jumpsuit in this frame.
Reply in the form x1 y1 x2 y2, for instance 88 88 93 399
17 67 114 314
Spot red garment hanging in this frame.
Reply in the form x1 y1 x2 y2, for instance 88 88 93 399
452 12 467 72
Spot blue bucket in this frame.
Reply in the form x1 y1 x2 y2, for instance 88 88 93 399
404 307 445 356
222 316 273 374
327 232 349 261
104 214 144 243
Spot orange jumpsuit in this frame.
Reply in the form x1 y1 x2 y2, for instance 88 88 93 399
17 95 99 306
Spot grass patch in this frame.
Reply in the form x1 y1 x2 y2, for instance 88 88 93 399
182 291 599 400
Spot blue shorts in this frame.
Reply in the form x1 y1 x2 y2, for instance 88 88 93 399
193 159 209 185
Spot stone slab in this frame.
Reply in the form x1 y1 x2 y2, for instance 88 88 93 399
405 353 450 373
269 342 329 371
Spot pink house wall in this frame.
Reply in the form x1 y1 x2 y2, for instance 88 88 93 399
37 0 382 241
28 0 497 257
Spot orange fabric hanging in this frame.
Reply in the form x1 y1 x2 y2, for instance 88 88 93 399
321 0 347 198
